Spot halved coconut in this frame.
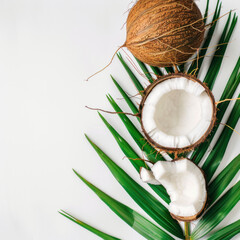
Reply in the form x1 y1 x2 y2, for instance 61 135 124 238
140 158 207 221
140 73 216 152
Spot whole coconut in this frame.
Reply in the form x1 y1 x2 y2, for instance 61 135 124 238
125 0 205 67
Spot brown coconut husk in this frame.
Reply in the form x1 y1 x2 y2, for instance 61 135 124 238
139 73 217 153
126 0 205 67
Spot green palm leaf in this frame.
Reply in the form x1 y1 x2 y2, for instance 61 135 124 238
207 219 240 240
203 12 238 90
202 95 240 182
135 58 154 83
188 0 221 75
178 64 185 73
203 0 210 25
208 154 240 206
106 94 166 162
111 76 139 117
192 58 240 164
73 170 175 240
191 180 240 239
98 113 145 171
85 135 183 238
98 112 170 204
117 53 144 93
165 67 174 74
150 66 163 76
59 210 120 240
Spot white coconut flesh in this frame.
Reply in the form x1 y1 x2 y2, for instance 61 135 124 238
140 159 207 217
141 77 214 149
140 167 160 185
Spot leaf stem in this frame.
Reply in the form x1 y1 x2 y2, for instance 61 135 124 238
185 222 191 240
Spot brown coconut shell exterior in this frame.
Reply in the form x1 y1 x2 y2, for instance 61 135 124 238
139 73 217 153
169 158 208 221
126 0 205 67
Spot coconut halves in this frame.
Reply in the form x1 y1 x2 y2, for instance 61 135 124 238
126 0 205 67
140 73 216 153
140 158 207 221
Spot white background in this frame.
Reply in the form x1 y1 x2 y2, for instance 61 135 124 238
0 0 239 239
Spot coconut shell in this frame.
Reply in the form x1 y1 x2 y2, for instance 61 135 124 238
126 0 205 67
139 73 217 153
171 203 206 222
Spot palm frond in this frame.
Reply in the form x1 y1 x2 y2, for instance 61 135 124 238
178 64 185 73
150 66 163 76
191 180 240 239
188 0 221 75
111 76 139 117
73 169 175 240
202 95 240 182
207 219 240 240
135 58 154 83
98 112 170 204
203 12 238 90
192 57 240 164
106 94 166 162
165 67 175 74
117 53 144 93
85 135 184 238
203 0 210 25
59 210 120 240
208 154 240 206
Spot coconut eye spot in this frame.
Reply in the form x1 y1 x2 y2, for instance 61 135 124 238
154 90 202 136
141 76 215 150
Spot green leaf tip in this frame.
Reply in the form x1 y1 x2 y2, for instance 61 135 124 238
72 169 86 184
59 210 121 240
85 134 95 146
70 163 176 239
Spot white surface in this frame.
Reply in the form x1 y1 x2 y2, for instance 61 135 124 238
0 0 239 239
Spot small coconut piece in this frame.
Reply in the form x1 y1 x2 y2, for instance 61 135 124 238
140 73 216 152
140 167 160 185
141 158 207 221
126 0 205 67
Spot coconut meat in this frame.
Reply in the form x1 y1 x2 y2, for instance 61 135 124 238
141 159 207 218
140 167 160 185
141 77 213 149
